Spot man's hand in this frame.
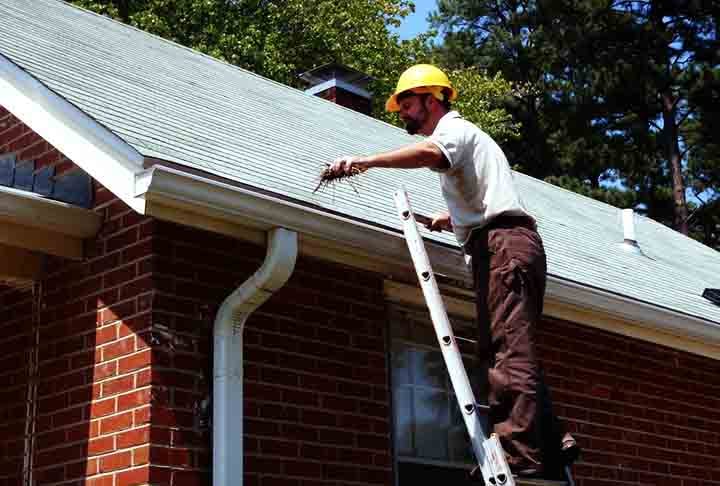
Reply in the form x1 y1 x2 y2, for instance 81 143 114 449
329 156 370 176
427 212 452 232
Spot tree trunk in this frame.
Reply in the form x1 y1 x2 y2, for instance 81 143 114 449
662 91 688 235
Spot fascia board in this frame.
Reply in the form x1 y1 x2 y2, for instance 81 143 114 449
0 185 102 238
0 54 145 213
545 278 720 344
136 165 720 348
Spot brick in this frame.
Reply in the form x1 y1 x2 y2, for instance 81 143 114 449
95 324 117 345
90 397 116 418
101 374 135 398
66 457 99 478
133 405 151 425
117 426 150 449
117 388 151 411
150 446 192 467
118 349 152 373
100 411 133 435
173 470 206 486
104 264 138 289
133 444 150 465
136 368 152 387
116 466 150 486
98 301 137 326
87 474 115 486
32 465 65 483
99 450 132 472
88 435 115 456
120 276 153 300
101 336 135 361
94 361 118 380
35 444 83 467
50 406 84 428
107 228 139 253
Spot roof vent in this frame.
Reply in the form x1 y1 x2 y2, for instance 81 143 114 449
620 208 642 254
703 289 720 306
299 63 374 116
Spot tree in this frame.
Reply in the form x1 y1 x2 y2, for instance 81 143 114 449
430 0 720 247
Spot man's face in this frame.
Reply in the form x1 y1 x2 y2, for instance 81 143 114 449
398 94 429 135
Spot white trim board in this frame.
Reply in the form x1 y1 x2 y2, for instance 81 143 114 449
0 185 102 259
0 53 146 213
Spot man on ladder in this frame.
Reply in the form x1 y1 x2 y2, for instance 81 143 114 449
328 64 579 480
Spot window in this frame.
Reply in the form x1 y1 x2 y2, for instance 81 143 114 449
390 306 489 485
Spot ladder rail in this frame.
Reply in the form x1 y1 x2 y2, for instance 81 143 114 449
394 188 515 486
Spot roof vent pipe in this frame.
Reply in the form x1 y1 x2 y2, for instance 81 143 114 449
213 227 298 486
620 208 642 254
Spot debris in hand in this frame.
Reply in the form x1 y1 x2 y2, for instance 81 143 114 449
313 163 363 194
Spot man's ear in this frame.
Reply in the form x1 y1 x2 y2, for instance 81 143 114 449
424 94 435 110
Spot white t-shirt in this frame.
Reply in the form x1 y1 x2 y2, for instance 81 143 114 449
429 111 531 244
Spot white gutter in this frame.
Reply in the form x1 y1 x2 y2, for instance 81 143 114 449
213 227 298 486
0 53 145 213
136 166 720 349
135 166 467 278
545 277 720 343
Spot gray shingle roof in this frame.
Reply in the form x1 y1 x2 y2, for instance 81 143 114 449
1 0 719 326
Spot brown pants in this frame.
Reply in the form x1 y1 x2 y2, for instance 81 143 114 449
467 216 558 474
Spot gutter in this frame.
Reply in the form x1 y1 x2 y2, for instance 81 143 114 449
136 165 720 349
545 278 720 344
213 228 298 486
135 165 467 278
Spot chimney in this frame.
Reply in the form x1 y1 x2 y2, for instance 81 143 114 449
299 63 373 116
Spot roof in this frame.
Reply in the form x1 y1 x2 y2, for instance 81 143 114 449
1 0 719 330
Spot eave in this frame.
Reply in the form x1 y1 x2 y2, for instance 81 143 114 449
0 185 102 283
136 165 720 358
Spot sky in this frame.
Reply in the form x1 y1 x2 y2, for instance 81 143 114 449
395 0 438 40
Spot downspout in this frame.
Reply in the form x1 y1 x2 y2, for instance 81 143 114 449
213 228 298 486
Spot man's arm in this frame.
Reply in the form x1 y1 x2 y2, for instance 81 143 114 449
330 140 449 175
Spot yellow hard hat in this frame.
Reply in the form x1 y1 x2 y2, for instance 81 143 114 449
386 64 458 112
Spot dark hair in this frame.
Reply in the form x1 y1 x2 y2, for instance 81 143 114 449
396 89 452 111
440 88 452 111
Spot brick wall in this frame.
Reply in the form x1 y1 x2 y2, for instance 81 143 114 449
538 318 720 486
0 108 156 485
150 222 392 486
0 284 33 486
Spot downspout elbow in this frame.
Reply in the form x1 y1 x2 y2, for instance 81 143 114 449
213 227 298 486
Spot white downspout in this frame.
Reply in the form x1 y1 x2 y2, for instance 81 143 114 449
213 228 298 486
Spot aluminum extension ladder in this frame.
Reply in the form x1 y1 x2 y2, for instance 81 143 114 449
394 188 515 486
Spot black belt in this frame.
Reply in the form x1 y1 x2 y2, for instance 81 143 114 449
465 214 537 250
482 214 536 232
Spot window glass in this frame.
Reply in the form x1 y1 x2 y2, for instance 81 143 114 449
389 305 488 475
